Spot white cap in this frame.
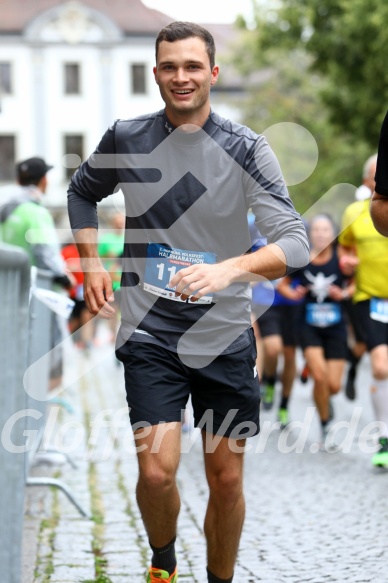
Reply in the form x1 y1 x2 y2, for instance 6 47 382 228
355 184 372 201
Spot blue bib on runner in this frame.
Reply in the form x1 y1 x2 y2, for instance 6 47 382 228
305 303 341 328
143 243 216 304
370 298 388 324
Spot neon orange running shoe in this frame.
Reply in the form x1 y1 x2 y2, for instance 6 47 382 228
147 566 178 582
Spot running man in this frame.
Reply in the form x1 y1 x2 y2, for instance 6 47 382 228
339 163 388 467
342 155 377 400
68 22 309 583
371 110 388 236
252 277 303 427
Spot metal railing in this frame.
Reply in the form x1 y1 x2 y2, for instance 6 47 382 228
0 243 31 583
25 268 88 517
0 244 89 583
25 268 53 467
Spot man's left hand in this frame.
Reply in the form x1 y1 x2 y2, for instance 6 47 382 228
169 261 236 302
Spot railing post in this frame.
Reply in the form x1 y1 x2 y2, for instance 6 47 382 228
25 269 54 465
0 243 31 583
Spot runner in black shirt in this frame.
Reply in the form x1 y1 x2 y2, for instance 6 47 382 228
278 215 354 450
371 110 388 236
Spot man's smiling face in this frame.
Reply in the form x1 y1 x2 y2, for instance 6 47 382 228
154 36 219 125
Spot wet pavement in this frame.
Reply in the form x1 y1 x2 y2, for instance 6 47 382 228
23 331 388 583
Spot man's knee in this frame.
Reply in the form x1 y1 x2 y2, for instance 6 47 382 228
264 338 282 361
329 380 342 394
372 365 388 380
207 468 243 501
138 460 177 492
371 351 388 380
372 358 388 381
311 369 326 385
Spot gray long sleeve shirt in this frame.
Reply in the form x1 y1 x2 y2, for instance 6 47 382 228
68 109 309 356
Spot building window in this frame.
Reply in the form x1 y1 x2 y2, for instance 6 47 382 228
0 135 16 182
64 63 80 94
0 62 12 95
131 64 146 95
64 135 83 180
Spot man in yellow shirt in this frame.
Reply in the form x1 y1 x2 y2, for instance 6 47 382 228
339 154 388 467
340 156 376 401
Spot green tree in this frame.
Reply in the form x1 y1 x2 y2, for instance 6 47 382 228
229 5 375 213
249 0 388 146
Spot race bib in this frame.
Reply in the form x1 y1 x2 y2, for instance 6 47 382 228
306 303 341 328
143 243 216 304
370 298 388 324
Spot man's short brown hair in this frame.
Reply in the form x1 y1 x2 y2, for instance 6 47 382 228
155 21 216 69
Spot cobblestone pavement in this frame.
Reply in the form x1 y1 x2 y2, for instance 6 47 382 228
23 329 388 583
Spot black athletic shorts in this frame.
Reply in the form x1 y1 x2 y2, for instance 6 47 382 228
254 304 301 346
342 298 367 344
116 328 260 438
299 322 348 360
354 300 388 351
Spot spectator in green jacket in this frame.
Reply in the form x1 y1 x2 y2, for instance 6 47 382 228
0 157 73 390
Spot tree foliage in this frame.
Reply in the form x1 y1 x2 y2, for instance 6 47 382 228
239 49 370 213
249 0 388 146
229 2 382 213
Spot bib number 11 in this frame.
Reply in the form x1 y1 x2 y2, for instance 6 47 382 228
157 263 176 282
143 243 216 304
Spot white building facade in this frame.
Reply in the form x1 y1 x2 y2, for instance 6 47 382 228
0 0 242 206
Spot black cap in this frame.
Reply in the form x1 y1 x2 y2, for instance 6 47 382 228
16 157 53 183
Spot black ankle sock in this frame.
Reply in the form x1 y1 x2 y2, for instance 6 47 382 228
150 537 176 575
347 349 361 367
280 395 289 409
207 567 233 583
263 375 276 386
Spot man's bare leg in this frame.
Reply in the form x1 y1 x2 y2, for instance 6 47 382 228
203 433 245 580
135 422 182 548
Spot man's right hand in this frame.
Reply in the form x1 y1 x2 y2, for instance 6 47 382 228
74 228 115 319
83 270 115 319
339 254 359 276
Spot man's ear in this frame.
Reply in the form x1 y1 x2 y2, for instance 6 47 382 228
153 66 159 85
211 65 219 86
38 175 48 193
